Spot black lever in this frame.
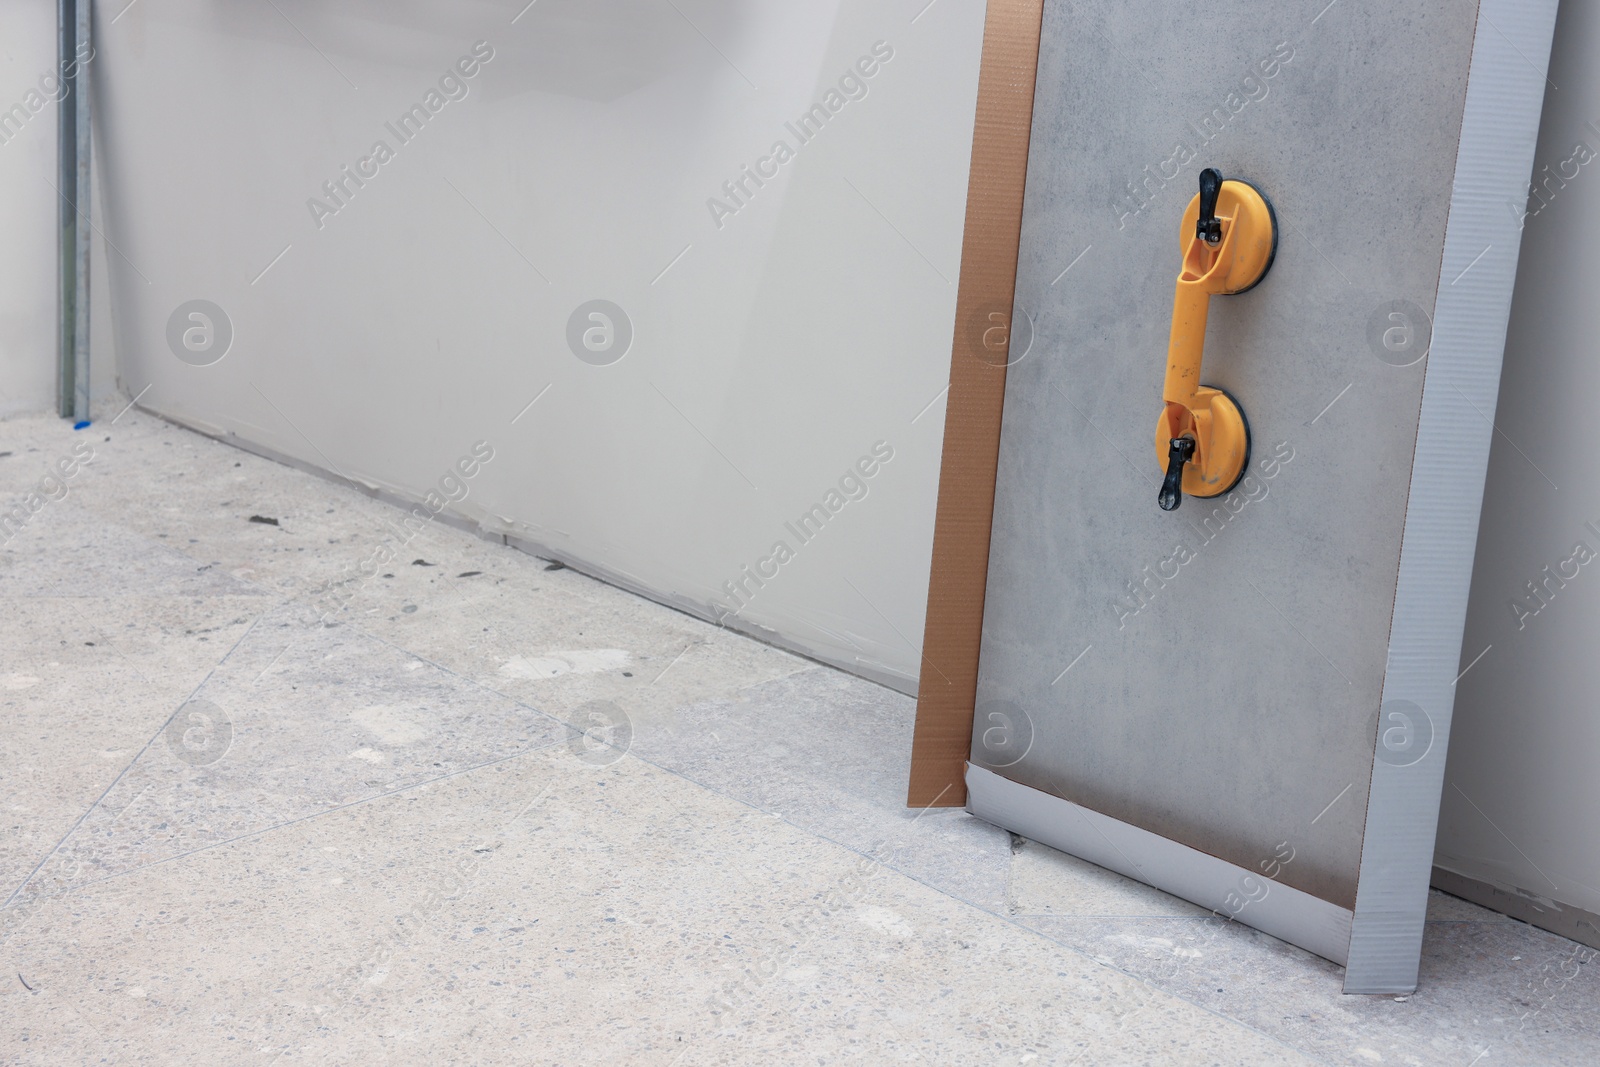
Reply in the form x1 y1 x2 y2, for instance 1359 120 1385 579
1159 437 1196 511
1196 168 1223 245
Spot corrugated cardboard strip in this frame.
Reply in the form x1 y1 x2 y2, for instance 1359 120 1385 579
906 0 1044 808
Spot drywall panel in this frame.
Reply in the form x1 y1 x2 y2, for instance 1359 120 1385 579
970 0 1553 991
1436 0 1600 947
90 0 988 692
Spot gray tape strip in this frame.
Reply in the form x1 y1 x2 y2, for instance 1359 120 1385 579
1346 0 1560 994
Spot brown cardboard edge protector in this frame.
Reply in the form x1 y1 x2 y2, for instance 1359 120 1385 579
906 0 1045 808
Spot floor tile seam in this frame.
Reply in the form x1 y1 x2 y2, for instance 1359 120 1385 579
0 608 273 908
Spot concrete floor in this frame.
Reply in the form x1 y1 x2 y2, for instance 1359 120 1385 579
1 403 1596 1066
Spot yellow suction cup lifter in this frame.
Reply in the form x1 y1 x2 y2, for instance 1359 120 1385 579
1156 167 1275 511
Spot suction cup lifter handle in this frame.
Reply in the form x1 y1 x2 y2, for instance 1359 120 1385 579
1159 437 1194 512
1196 167 1222 245
1153 167 1276 511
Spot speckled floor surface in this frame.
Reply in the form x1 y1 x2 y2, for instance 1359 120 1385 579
1 403 1596 1066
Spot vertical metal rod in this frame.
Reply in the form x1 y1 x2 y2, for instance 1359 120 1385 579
72 0 92 422
55 0 76 419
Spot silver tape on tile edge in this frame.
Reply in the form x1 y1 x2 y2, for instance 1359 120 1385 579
1346 0 1561 995
966 764 1353 966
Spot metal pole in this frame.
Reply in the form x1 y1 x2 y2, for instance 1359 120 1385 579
56 0 91 423
55 0 75 419
73 0 92 422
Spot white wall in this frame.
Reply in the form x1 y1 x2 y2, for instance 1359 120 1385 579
1436 0 1600 923
91 0 987 692
0 0 59 415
